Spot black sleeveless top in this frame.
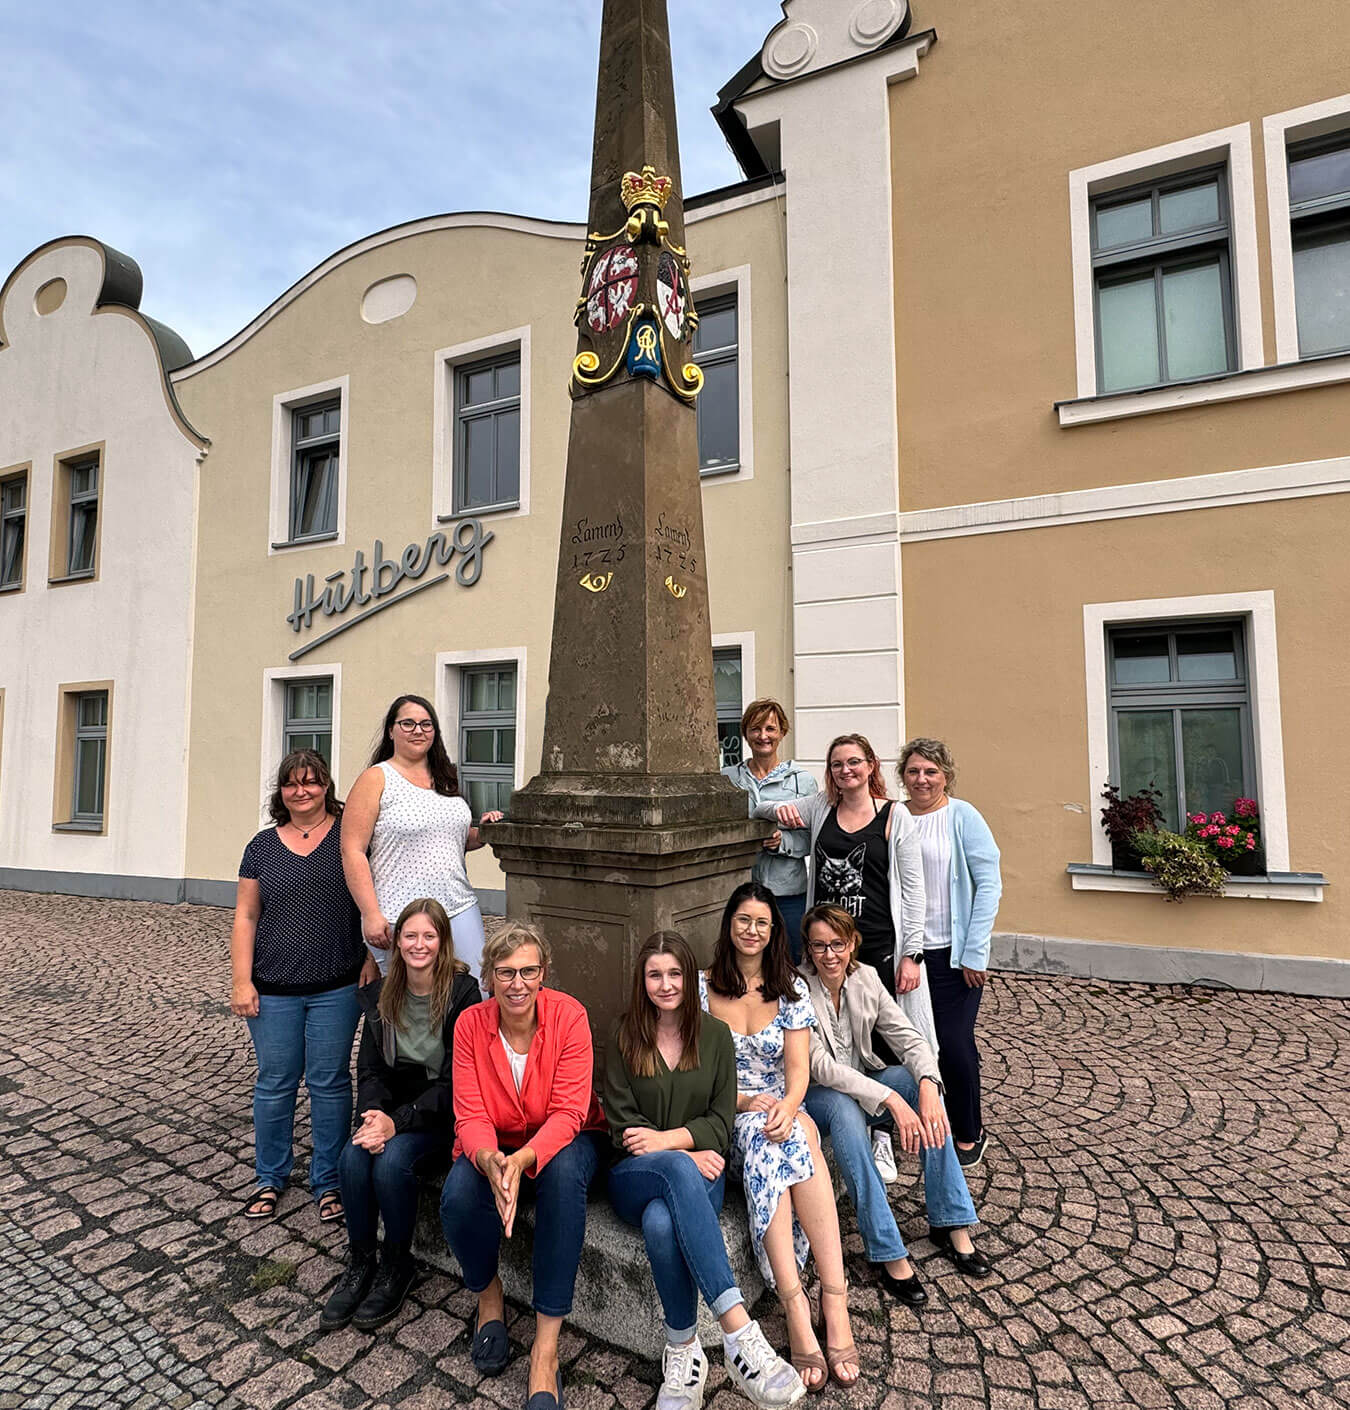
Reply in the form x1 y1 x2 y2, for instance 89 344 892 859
814 801 894 960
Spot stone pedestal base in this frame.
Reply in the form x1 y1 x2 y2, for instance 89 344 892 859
488 811 770 1040
415 1182 765 1359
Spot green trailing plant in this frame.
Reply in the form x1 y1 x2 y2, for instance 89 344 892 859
1130 828 1226 902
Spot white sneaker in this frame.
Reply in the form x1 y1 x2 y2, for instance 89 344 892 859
872 1129 899 1184
725 1321 807 1408
657 1339 708 1410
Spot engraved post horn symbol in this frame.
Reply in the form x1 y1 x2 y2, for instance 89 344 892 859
580 571 614 593
664 575 687 599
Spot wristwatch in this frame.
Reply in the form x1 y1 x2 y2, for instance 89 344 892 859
904 951 925 965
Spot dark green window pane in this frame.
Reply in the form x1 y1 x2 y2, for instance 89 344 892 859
285 729 331 763
713 652 742 710
694 303 736 353
718 723 743 768
1293 227 1350 356
287 681 331 721
1098 273 1161 391
498 728 515 766
0 518 21 586
495 409 521 502
75 737 105 817
1096 197 1153 248
2 480 24 512
697 360 739 470
497 671 516 711
465 368 495 406
1113 633 1171 684
1176 630 1238 681
464 417 494 507
463 728 497 764
78 693 107 728
1162 260 1229 380
496 360 520 399
467 671 498 713
69 504 97 573
1118 710 1179 830
1181 709 1244 817
295 449 338 536
71 462 97 496
1160 181 1219 234
1289 144 1350 205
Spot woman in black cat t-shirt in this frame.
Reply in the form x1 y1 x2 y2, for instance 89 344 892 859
756 733 936 1055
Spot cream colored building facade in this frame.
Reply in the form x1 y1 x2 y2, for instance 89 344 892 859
3 0 1347 992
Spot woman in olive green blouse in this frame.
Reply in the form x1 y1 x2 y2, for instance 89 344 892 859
604 932 805 1410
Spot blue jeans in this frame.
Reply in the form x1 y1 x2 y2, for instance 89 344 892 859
439 1131 603 1317
338 1129 446 1248
608 1151 743 1341
803 1068 977 1263
246 984 361 1195
773 892 808 965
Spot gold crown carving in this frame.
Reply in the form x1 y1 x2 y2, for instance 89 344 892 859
621 165 674 212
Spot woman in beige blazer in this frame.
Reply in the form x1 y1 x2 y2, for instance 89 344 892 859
798 905 991 1308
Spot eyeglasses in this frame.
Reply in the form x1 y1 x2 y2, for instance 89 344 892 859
492 965 543 984
732 916 773 934
829 756 868 772
394 719 435 735
807 939 850 956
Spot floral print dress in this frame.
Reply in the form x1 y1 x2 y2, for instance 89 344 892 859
699 972 817 1287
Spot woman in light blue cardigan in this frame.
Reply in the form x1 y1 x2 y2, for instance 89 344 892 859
898 739 1002 1168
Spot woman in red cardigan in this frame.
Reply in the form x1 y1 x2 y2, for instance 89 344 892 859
440 920 606 1410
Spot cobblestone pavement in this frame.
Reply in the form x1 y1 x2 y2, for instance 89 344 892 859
3 891 1348 1410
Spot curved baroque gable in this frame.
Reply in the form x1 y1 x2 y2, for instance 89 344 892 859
761 0 911 81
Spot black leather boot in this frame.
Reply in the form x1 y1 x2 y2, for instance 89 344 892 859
319 1242 377 1331
351 1242 418 1330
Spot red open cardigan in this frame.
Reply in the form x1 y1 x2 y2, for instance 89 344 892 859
451 986 606 1176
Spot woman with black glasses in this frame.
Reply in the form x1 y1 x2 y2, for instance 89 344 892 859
342 694 502 981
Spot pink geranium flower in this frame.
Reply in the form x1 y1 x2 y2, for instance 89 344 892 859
1216 835 1234 848
1225 825 1241 836
1209 812 1227 824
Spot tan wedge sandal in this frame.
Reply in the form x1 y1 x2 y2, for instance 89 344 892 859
818 1280 860 1388
777 1279 827 1395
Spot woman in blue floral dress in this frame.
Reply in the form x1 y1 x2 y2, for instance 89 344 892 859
701 882 859 1394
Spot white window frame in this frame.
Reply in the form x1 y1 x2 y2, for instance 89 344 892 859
435 646 528 798
269 376 350 555
1067 125 1262 412
259 662 343 823
433 327 531 524
691 266 754 485
1082 593 1288 873
1263 92 1350 365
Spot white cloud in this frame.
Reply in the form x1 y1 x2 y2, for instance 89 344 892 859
1 0 779 354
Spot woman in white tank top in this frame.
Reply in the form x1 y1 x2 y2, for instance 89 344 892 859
342 694 502 981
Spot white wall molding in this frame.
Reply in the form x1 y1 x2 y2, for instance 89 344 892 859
1262 92 1350 364
1056 350 1350 425
1067 870 1322 902
691 265 755 485
431 325 532 525
1081 592 1289 871
1068 123 1262 400
900 454 1350 541
268 375 350 556
259 661 343 822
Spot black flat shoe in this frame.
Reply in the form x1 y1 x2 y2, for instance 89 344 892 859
955 1131 988 1169
525 1368 564 1410
879 1267 928 1306
929 1227 993 1278
471 1318 510 1376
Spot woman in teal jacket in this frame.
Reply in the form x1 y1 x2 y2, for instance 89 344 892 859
898 739 1002 1168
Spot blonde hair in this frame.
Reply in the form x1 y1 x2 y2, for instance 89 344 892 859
898 737 958 796
481 920 552 977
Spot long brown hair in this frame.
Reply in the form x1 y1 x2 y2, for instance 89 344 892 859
618 932 703 1078
267 749 342 827
369 694 459 797
378 897 468 1032
823 733 889 805
707 882 799 1003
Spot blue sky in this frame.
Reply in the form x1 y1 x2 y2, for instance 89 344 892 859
2 1 782 357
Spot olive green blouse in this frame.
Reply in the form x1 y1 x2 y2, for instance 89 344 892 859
602 1014 737 1155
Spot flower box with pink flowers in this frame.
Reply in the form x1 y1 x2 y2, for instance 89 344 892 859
1185 797 1266 876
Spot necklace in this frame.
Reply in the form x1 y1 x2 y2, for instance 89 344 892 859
291 815 327 841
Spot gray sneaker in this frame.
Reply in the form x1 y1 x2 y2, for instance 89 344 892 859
657 1339 707 1410
725 1321 806 1409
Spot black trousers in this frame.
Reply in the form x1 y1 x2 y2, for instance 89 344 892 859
926 948 983 1143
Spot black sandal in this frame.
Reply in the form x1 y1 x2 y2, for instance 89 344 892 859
316 1190 343 1222
243 1186 280 1220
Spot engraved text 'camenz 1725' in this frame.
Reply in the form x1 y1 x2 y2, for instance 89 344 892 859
285 519 494 661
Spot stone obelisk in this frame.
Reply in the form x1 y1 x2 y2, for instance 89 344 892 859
488 0 767 1038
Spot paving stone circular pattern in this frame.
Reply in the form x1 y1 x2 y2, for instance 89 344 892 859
1 891 1347 1410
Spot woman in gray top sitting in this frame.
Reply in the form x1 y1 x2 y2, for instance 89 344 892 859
798 905 990 1309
